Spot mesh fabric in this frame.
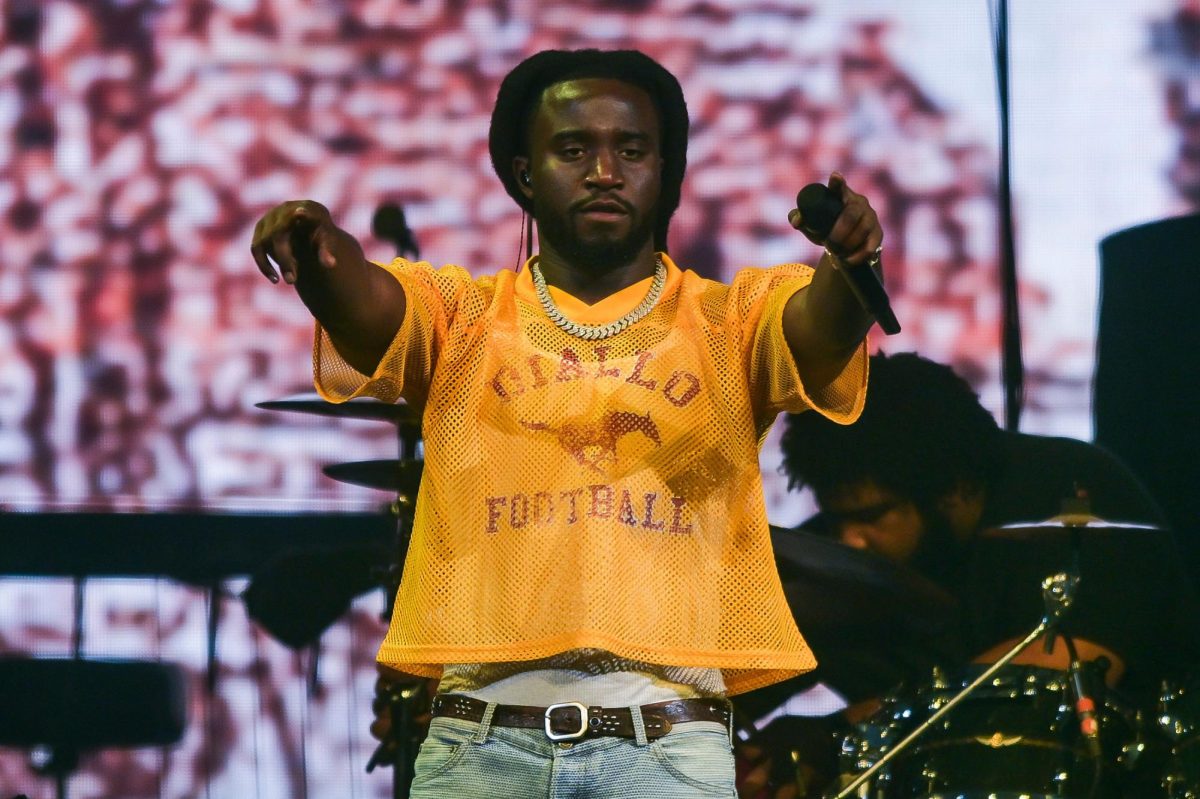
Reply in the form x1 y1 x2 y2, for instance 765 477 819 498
315 254 866 695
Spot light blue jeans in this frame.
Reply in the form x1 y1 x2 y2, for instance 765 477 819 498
408 705 737 798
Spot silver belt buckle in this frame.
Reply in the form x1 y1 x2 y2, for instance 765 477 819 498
544 701 588 741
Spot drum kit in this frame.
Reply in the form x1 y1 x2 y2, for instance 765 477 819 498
257 395 1200 798
761 514 1200 799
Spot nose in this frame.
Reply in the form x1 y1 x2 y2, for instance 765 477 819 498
839 524 872 551
585 149 622 188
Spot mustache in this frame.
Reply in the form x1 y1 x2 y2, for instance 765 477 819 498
571 195 634 214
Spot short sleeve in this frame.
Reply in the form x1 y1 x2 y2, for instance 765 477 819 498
738 265 869 424
313 259 477 407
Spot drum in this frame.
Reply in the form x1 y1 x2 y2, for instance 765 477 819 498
840 664 1146 799
1159 678 1200 797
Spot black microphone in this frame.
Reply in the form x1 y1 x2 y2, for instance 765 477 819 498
372 202 420 260
795 183 900 334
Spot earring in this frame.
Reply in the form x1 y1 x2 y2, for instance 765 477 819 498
521 171 531 186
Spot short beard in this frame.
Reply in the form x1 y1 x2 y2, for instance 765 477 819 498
534 198 657 272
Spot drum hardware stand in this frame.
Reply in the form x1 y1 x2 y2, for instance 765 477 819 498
363 422 423 799
376 493 414 625
829 570 1080 799
365 677 427 796
373 208 424 799
1158 682 1193 799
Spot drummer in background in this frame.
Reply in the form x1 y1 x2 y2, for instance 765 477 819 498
740 351 1200 797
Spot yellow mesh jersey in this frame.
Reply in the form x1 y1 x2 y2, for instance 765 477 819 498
314 254 867 695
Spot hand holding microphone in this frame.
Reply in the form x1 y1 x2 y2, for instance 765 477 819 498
789 173 900 334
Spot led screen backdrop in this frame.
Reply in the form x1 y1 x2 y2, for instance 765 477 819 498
1 0 1196 796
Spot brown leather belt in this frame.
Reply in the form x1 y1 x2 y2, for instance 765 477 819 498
430 694 732 741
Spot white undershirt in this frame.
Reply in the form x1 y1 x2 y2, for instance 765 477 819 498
440 649 727 706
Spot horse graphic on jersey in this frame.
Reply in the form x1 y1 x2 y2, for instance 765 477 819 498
521 411 661 475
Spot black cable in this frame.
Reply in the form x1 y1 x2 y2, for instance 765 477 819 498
251 625 264 799
514 211 527 271
525 213 534 264
991 0 1025 430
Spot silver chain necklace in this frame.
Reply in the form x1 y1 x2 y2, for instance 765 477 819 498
530 256 666 340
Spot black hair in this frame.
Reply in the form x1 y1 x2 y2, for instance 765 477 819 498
488 48 688 251
780 352 1004 508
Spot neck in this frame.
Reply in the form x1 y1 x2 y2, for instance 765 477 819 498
534 240 659 305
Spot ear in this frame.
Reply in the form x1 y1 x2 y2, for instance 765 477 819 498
512 156 533 201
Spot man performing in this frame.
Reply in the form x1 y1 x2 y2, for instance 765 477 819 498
251 49 883 797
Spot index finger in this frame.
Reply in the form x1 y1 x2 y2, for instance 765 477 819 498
251 217 280 283
828 171 847 196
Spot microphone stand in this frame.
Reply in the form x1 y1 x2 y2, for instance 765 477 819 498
387 495 420 799
829 570 1081 799
361 207 426 799
364 675 426 791
362 405 424 798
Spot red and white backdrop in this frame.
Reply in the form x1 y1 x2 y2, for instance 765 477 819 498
1 0 1196 796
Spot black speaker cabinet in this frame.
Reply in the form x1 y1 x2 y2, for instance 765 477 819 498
1095 213 1200 575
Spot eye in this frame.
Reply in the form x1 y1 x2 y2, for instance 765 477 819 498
620 146 645 159
558 145 585 159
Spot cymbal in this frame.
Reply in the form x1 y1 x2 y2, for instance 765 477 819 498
985 513 1162 540
769 525 959 640
322 459 423 495
740 527 966 704
257 393 420 428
